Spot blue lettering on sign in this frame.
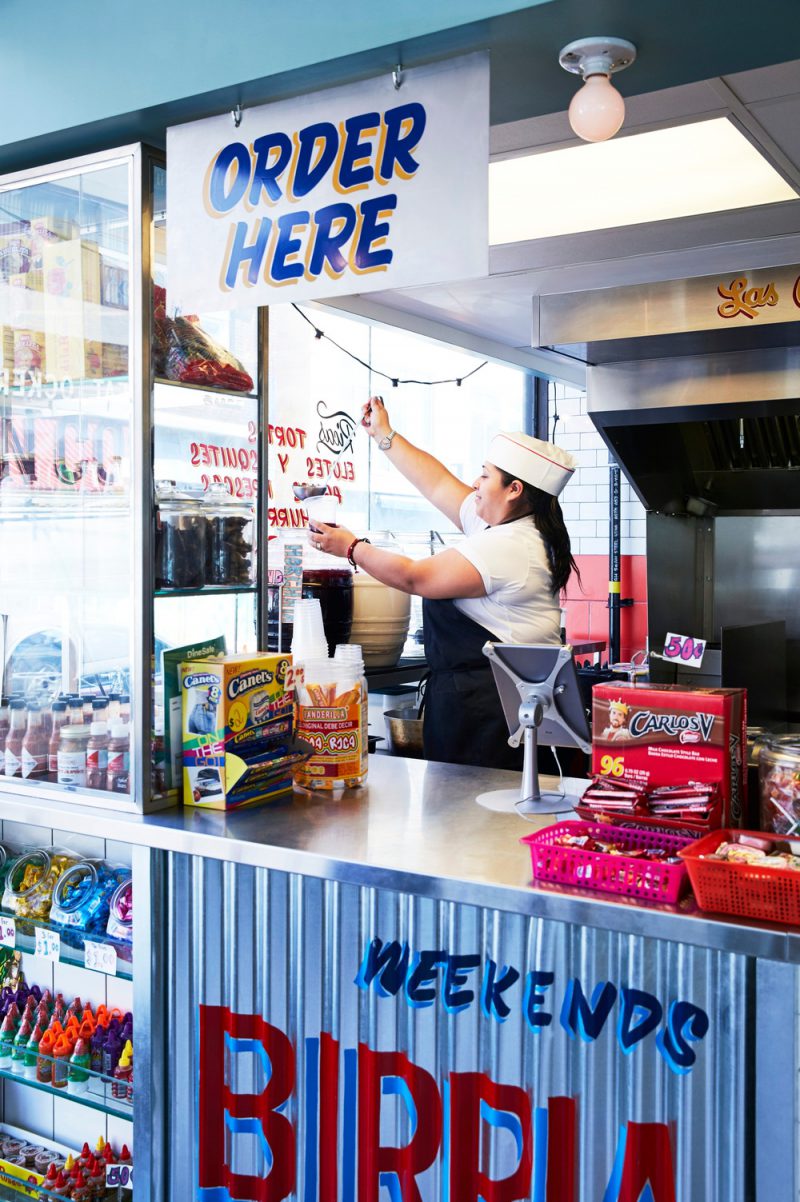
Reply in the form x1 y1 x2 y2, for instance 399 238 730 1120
203 103 427 290
354 938 710 1075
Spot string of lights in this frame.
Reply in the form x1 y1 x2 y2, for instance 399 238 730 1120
291 303 488 388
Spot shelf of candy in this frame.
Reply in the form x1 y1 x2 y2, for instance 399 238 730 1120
0 1124 131 1200
680 829 800 925
154 481 255 591
576 776 722 835
0 964 133 1120
0 850 131 977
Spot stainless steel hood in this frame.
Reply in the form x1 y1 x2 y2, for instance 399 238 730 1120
538 267 800 514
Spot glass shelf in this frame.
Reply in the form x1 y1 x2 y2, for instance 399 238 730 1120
0 1058 133 1121
154 584 257 598
0 913 132 980
154 375 257 400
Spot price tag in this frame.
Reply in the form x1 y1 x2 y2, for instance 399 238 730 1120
84 940 117 976
106 1163 133 1190
34 926 60 961
663 632 707 668
0 915 15 948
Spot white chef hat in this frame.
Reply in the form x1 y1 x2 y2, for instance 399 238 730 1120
487 431 577 497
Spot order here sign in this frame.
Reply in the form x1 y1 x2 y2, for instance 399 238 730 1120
166 53 489 311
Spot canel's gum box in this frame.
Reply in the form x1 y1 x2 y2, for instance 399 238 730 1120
181 652 294 809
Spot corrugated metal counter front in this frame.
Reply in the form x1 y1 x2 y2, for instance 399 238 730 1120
1 756 796 1201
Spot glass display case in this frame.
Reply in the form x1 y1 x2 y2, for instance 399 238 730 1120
0 147 267 812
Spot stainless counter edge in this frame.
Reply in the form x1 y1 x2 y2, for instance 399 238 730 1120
1 756 797 963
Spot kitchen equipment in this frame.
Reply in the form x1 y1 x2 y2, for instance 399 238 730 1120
384 705 424 758
349 574 411 668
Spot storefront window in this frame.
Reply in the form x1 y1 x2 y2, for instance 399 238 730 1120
266 305 529 537
0 158 134 798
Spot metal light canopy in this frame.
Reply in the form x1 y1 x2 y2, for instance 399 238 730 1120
559 36 637 143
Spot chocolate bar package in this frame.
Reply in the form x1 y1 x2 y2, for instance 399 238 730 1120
592 682 747 826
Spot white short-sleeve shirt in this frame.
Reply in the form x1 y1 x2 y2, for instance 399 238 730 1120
450 492 561 644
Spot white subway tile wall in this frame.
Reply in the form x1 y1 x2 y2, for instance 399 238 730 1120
549 383 647 556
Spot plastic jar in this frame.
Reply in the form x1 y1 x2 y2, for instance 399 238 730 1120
1 849 78 923
154 482 207 590
294 657 367 790
759 736 800 835
335 644 369 782
56 725 91 788
86 721 109 790
205 483 255 586
106 876 133 959
50 860 120 945
106 723 130 793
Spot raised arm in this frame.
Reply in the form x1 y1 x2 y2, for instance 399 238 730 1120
362 396 471 530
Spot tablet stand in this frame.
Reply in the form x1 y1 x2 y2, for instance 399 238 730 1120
476 643 592 816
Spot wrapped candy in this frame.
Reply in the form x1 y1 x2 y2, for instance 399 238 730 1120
1 850 78 930
106 876 132 960
49 861 126 949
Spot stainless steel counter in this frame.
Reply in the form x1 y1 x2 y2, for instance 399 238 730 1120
3 755 799 963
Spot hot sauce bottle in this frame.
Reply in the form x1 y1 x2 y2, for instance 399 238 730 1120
3 700 26 778
21 705 48 779
0 697 9 775
48 701 68 781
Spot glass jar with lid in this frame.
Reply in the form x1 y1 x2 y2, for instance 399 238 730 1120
154 481 207 590
204 482 255 586
759 735 800 834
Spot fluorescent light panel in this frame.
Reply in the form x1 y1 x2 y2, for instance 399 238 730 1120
489 117 797 244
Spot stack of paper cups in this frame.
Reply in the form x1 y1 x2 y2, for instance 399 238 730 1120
291 599 328 661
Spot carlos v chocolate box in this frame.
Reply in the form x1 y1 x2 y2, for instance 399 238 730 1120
592 682 747 826
181 652 296 809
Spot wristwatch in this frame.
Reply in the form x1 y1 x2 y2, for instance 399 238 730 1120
378 429 397 451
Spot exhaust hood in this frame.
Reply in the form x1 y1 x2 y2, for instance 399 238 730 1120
537 267 800 514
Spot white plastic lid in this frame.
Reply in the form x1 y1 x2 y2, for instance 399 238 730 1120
89 722 108 736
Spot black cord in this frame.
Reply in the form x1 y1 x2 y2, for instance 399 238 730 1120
291 303 487 388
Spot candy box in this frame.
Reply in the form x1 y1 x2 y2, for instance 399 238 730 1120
0 1123 74 1198
181 652 297 809
592 682 746 826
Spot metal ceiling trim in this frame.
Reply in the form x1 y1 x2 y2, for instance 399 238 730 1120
588 346 800 415
317 295 587 387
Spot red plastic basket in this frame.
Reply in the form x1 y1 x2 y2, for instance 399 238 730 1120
520 821 693 904
679 829 800 925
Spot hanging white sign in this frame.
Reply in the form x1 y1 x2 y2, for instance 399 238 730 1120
166 53 489 310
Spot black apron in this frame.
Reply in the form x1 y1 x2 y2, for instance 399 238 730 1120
422 598 523 770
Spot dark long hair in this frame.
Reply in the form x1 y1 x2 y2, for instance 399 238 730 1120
498 470 581 595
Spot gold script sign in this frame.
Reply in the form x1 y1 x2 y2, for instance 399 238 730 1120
717 272 800 320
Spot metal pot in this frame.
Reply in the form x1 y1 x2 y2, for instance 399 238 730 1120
383 707 424 758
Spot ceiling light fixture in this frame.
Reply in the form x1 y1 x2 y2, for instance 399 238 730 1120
559 36 637 143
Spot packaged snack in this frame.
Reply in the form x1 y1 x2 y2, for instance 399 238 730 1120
294 657 367 790
181 653 304 808
592 682 746 826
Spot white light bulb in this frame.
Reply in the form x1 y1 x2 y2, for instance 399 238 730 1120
568 73 626 142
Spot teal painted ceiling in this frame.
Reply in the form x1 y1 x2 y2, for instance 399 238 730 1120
1 0 799 172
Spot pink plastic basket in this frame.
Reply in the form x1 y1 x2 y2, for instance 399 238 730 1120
521 820 693 904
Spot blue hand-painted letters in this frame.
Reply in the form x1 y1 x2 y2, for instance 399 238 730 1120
355 938 710 1075
205 102 426 290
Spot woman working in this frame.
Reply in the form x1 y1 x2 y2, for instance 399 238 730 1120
309 396 579 769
